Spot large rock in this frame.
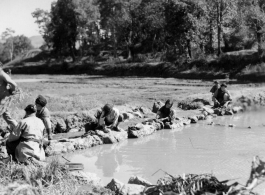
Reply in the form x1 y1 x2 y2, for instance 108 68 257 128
128 123 156 138
128 176 152 187
120 184 145 195
96 130 128 144
45 135 103 156
106 179 145 195
72 135 103 150
106 179 124 194
45 141 75 156
71 171 102 186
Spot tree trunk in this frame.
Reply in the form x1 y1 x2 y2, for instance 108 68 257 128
113 26 117 58
209 18 214 54
127 31 133 60
187 39 192 59
217 1 222 56
257 31 262 58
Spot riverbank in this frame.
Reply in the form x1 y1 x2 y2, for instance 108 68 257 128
1 75 265 194
4 49 265 81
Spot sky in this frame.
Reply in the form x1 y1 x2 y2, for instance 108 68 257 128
0 0 56 38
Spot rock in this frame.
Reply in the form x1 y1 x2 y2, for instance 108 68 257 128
106 179 145 195
188 116 198 123
45 141 75 156
202 106 214 114
72 135 103 150
0 146 7 158
152 101 163 113
196 114 205 120
51 116 67 133
225 110 234 115
106 179 124 194
95 130 127 144
232 106 243 114
129 111 143 118
128 176 152 187
139 107 152 114
205 115 213 120
181 118 191 125
68 128 79 133
71 171 102 186
120 184 145 195
143 112 156 119
128 124 156 138
202 111 208 116
214 109 221 115
122 112 134 120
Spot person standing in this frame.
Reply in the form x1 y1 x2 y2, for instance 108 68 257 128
35 95 52 140
6 104 45 163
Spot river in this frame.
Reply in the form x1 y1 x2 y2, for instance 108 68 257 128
61 108 265 193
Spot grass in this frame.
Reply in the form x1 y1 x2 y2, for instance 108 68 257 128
0 158 113 195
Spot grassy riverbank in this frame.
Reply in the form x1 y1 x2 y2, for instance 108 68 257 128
4 49 265 81
0 159 113 195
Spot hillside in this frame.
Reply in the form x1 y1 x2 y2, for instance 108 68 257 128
29 35 44 48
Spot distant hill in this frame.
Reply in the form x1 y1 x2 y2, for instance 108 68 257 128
30 35 44 48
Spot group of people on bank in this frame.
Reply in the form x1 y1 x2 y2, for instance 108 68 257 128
0 67 232 164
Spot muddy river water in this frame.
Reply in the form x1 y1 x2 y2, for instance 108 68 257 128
61 109 265 192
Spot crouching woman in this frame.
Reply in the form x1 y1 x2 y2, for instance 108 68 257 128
6 104 45 163
156 99 175 123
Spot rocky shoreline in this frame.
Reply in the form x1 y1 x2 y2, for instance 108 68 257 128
0 94 264 194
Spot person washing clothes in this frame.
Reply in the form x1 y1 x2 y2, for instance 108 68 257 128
156 99 176 123
35 95 52 140
5 104 45 163
213 83 232 108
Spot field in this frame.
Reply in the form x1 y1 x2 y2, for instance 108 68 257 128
8 74 265 116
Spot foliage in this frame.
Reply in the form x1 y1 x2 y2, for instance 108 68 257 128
0 32 33 63
24 0 265 64
32 8 53 48
0 159 113 195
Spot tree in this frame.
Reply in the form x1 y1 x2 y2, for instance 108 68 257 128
12 35 34 57
73 0 100 56
241 0 265 57
1 28 15 61
32 8 53 48
0 34 33 63
164 0 205 59
49 0 79 61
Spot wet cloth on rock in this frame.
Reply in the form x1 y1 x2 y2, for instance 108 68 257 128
8 114 45 162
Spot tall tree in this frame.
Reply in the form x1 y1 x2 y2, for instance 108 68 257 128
241 0 265 57
49 0 79 61
32 8 53 48
73 0 100 56
1 28 15 61
164 0 205 59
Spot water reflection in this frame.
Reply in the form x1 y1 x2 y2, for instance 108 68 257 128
67 109 265 192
